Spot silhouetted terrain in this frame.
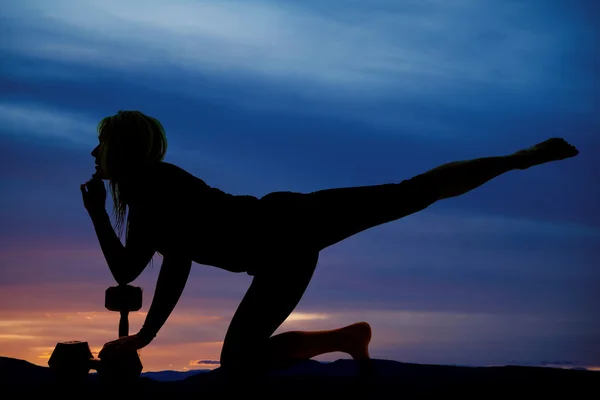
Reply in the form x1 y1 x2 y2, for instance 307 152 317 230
1 356 597 398
139 369 211 382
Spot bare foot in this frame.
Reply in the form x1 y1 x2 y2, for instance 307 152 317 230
513 138 579 169
339 321 372 361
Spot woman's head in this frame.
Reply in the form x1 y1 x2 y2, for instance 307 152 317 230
92 110 168 236
93 110 167 180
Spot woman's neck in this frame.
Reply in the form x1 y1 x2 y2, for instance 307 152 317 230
114 163 158 206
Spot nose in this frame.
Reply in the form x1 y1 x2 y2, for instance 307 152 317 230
91 145 99 158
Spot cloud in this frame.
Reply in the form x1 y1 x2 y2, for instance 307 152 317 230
192 359 220 365
315 209 600 275
2 0 593 104
3 0 597 162
0 102 98 147
0 102 291 197
502 360 600 371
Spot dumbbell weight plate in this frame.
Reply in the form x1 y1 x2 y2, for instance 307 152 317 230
97 349 143 384
105 285 143 312
48 341 95 382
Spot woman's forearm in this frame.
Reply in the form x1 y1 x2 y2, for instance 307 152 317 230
138 257 192 342
89 210 128 285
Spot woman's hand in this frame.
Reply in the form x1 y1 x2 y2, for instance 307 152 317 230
98 334 151 361
80 176 107 216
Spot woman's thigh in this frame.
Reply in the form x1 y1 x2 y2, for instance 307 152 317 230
220 251 319 371
258 175 438 252
257 191 316 251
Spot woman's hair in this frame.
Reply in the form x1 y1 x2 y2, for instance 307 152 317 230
96 110 168 239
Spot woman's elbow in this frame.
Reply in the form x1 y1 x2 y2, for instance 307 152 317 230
112 267 137 286
114 275 134 286
114 259 149 285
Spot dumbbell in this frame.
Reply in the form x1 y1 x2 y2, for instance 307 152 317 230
47 340 142 384
48 285 144 384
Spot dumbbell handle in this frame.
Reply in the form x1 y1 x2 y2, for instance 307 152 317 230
89 358 102 371
119 310 129 337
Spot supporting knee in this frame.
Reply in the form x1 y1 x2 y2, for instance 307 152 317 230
220 344 267 377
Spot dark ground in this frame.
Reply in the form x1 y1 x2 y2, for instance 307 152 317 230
1 356 598 398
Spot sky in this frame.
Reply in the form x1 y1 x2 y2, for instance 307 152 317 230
0 0 599 373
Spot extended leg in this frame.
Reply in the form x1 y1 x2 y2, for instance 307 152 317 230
422 138 578 200
299 138 579 251
421 155 519 201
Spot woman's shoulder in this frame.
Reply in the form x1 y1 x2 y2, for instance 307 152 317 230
148 161 226 204
152 161 211 188
150 161 180 175
133 163 185 213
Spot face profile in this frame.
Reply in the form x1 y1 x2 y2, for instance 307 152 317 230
91 143 109 180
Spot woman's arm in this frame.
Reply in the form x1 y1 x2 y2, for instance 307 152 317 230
90 209 155 285
138 256 192 342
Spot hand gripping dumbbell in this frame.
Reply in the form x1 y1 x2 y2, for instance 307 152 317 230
48 285 144 384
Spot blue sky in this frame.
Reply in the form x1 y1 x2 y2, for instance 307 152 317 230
0 0 598 371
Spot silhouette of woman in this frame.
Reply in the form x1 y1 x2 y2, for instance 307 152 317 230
84 110 578 376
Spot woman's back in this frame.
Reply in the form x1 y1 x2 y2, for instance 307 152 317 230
140 161 262 273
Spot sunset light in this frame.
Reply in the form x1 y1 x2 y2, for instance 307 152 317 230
1 0 598 379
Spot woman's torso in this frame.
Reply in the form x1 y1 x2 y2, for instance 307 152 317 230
133 162 267 273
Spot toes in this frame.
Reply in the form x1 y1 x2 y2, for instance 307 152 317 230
571 146 579 156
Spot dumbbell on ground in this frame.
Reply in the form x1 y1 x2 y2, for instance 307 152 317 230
48 340 142 384
48 285 144 384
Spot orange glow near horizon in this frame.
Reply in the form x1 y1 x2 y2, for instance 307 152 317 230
0 304 351 372
0 310 226 372
1 280 597 372
3 306 599 373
